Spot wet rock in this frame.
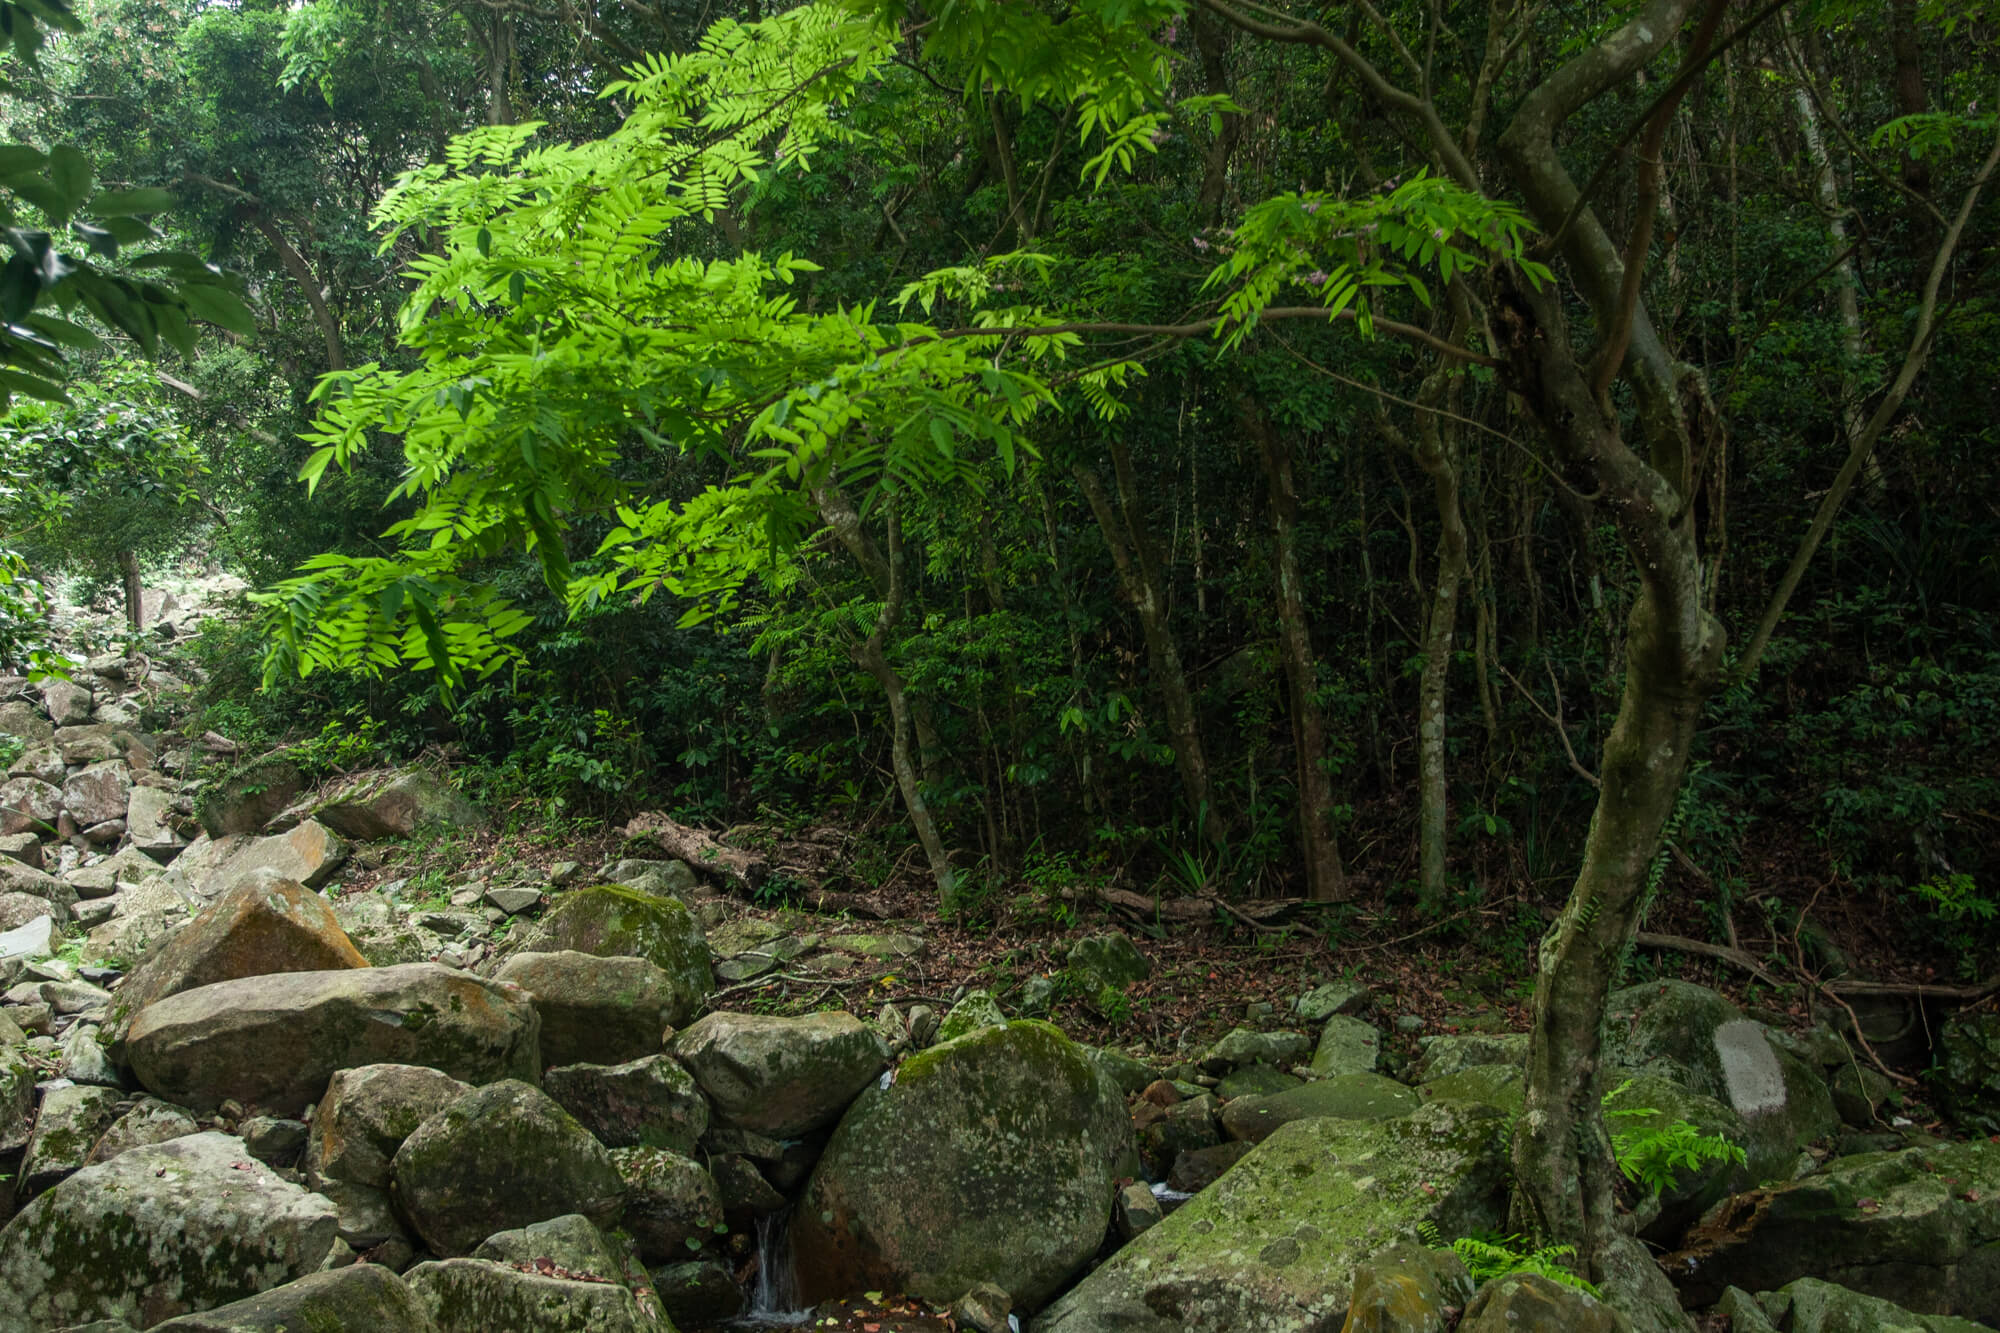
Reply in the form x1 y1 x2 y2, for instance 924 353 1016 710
613 1145 724 1262
1034 1101 1509 1333
953 1281 1014 1333
391 1079 624 1257
674 1010 889 1139
710 1151 785 1220
405 1257 665 1333
103 868 367 1060
1341 1243 1473 1333
1114 1182 1162 1239
146 1264 437 1332
127 963 539 1116
61 763 131 829
1308 1015 1381 1077
652 1259 744 1328
306 1064 473 1190
517 885 712 1004
794 1019 1134 1310
313 769 486 841
194 756 306 839
495 950 692 1069
1220 1074 1419 1143
20 1083 125 1197
0 1132 341 1333
1459 1273 1631 1332
543 1054 708 1152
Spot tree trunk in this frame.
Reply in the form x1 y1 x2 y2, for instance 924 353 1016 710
812 482 959 909
1243 402 1348 901
1890 0 1929 197
1074 459 1224 846
249 215 344 373
118 548 143 631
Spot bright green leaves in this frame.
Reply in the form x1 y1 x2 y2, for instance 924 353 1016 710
1203 174 1550 348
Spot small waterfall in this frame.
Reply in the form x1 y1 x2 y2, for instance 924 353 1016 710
736 1209 812 1327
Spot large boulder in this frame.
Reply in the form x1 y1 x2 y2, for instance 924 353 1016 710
1459 1274 1632 1333
1666 1137 2000 1320
0 1132 341 1333
1220 1073 1420 1143
312 769 485 841
673 1010 888 1139
1341 1244 1473 1333
194 755 305 838
405 1257 666 1333
390 1079 624 1257
1603 1073 1757 1240
126 963 540 1115
612 1145 724 1262
61 762 132 828
1603 981 1836 1173
40 677 93 726
1934 1012 2000 1135
0 1045 34 1155
1412 1033 1531 1082
793 1019 1133 1310
1726 1276 1993 1333
102 868 367 1059
146 1265 437 1333
494 951 694 1069
518 885 712 1003
1032 1101 1511 1333
205 820 350 894
305 1063 472 1189
544 1054 709 1152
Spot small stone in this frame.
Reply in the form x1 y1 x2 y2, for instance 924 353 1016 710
484 884 541 915
951 1281 1013 1333
241 1115 309 1166
1396 1014 1426 1033
0 912 53 960
1115 1181 1162 1239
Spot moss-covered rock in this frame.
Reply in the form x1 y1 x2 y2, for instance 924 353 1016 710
494 950 693 1070
936 989 1007 1043
472 1211 624 1279
127 963 539 1116
1747 1276 1994 1333
1410 1033 1530 1083
1220 1074 1419 1143
146 1264 436 1332
194 755 305 839
518 886 713 1009
1604 1073 1755 1242
1201 1027 1312 1075
103 867 367 1062
793 1019 1133 1310
306 1063 472 1190
613 1145 724 1262
673 1009 887 1139
0 1132 342 1333
1419 1063 1525 1116
391 1079 625 1258
82 1096 199 1166
1217 1064 1302 1100
1666 1136 2000 1320
652 1259 744 1329
1068 932 1150 991
20 1084 124 1198
1309 1016 1381 1077
312 769 486 842
1342 1243 1473 1333
404 1257 667 1332
1459 1274 1633 1333
1934 1012 2000 1136
544 1054 709 1153
1034 1100 1511 1333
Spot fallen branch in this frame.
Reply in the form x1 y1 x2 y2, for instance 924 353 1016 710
1823 975 2000 1002
621 812 768 895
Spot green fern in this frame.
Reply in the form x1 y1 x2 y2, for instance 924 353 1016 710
1419 1222 1600 1297
1603 1078 1747 1195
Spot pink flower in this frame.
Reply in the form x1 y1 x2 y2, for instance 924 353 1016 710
1192 236 1211 251
1304 270 1329 286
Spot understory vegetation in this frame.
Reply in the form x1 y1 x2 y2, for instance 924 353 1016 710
0 0 1995 1283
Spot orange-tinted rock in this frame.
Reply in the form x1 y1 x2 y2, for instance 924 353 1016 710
103 866 366 1059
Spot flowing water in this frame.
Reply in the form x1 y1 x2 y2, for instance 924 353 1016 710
732 1210 813 1328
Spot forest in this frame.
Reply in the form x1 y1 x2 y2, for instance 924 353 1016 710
0 0 1997 1328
